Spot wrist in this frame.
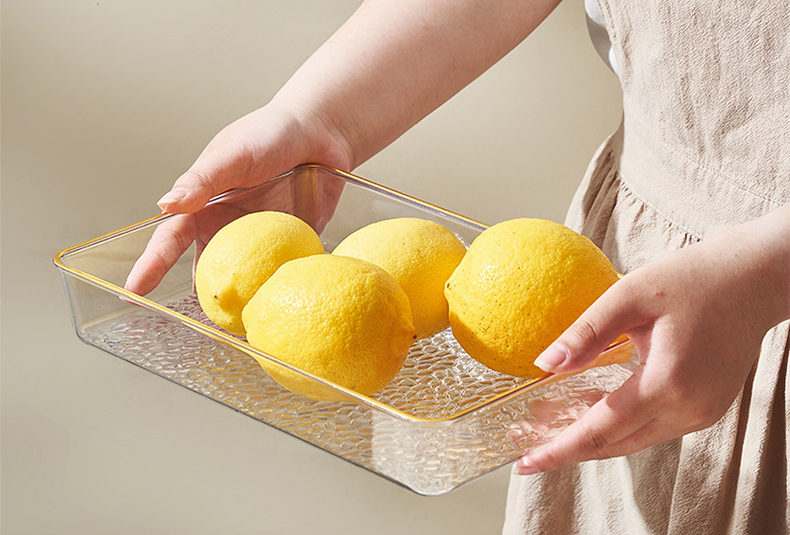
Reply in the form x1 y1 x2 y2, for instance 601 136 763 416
726 203 790 328
253 98 355 173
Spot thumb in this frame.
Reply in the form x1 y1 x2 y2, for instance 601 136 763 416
157 130 260 213
533 280 642 374
157 166 223 214
157 118 266 214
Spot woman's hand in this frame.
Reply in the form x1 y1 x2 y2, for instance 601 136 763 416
154 104 353 216
516 203 790 475
124 104 351 295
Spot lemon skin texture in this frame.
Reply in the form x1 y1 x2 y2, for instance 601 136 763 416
444 218 619 378
195 211 324 336
242 254 416 401
332 218 467 339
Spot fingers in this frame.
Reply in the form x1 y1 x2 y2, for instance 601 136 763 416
124 214 198 295
534 276 650 375
515 370 660 474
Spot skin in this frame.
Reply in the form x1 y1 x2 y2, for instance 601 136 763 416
148 0 561 215
124 0 790 476
520 204 790 474
126 0 561 294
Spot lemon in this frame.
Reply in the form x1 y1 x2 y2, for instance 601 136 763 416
444 218 619 378
195 211 324 335
332 218 467 339
242 254 416 401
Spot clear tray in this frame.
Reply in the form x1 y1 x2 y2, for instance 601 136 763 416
54 165 635 495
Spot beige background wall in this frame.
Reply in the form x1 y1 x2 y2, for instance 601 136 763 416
2 1 621 533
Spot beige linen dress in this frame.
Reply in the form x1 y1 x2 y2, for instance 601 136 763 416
503 1 790 533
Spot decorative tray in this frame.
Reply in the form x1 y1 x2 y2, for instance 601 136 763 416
54 165 635 495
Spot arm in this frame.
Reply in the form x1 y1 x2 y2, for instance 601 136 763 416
126 0 561 294
156 0 562 214
517 202 790 474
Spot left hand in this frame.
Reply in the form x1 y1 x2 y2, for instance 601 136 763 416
516 203 790 475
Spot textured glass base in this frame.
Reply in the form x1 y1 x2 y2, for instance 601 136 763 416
80 293 632 495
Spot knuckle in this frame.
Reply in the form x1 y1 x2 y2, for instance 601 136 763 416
565 317 604 351
528 443 571 472
584 430 619 459
160 226 189 261
572 418 620 460
183 167 214 195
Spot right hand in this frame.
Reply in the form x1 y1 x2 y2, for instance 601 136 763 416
124 103 352 295
155 103 353 215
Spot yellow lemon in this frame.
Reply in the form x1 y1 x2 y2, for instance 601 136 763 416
444 218 619 378
332 218 467 339
242 254 416 401
195 211 324 335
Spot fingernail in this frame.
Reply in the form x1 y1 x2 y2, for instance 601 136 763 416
157 188 187 208
534 342 569 372
516 456 540 476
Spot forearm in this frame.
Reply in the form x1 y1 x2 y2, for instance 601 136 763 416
156 0 561 213
271 0 562 169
